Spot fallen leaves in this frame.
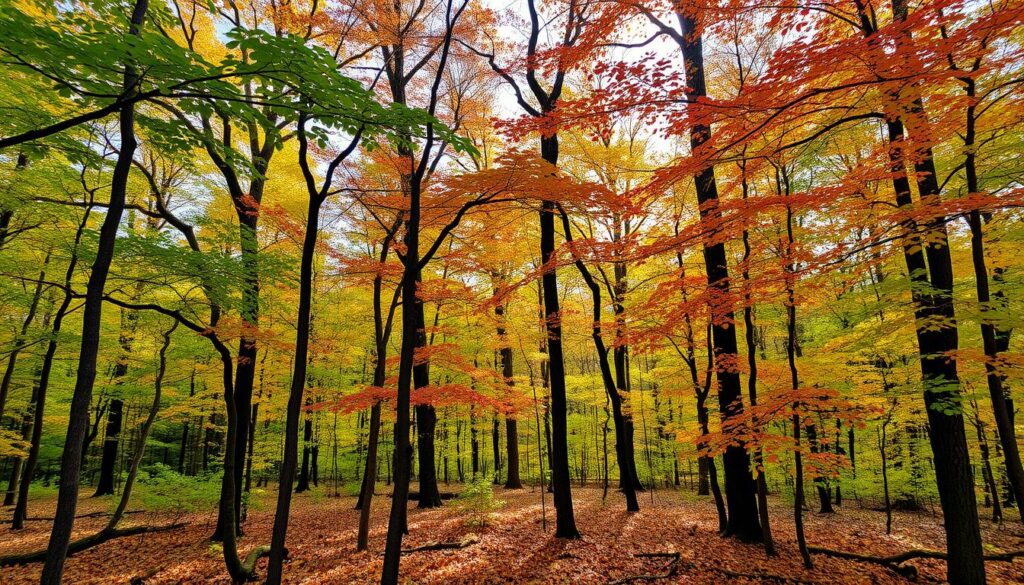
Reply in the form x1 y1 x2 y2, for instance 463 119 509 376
2 486 1022 584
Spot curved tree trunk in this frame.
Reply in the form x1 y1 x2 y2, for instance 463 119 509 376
40 4 148 580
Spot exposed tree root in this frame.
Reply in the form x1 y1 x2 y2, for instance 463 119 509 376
610 552 680 584
808 546 1024 579
401 534 479 554
0 522 183 566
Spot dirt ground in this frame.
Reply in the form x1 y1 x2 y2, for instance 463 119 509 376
2 485 1022 584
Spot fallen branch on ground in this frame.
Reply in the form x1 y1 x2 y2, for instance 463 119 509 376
809 546 1024 579
0 522 183 566
610 552 680 584
129 564 166 585
241 545 275 575
2 509 147 524
614 552 821 585
401 534 479 554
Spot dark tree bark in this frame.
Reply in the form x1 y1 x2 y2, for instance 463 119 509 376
264 119 360 585
40 3 148 580
296 414 313 493
493 291 523 489
882 68 986 585
381 6 466 580
355 217 401 527
413 282 441 508
841 4 986 581
177 366 195 475
611 255 642 493
539 136 579 538
13 198 93 529
491 415 501 483
0 250 48 423
958 69 1024 523
673 8 760 542
473 0 582 535
93 398 123 496
806 423 834 514
740 162 775 555
784 210 812 569
559 209 637 511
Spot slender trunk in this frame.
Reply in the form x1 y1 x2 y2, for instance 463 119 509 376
265 125 333 582
40 3 148 579
612 254 642 492
491 415 501 483
961 75 1024 523
0 250 49 422
740 169 775 555
784 202 812 569
108 323 175 528
357 402 381 551
973 407 1002 522
559 212 637 511
296 416 313 493
879 418 893 534
851 2 985 579
381 181 418 584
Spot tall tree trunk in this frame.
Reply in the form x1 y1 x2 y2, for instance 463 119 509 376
784 207 812 569
412 267 441 507
296 415 313 492
882 86 985 585
879 423 893 534
266 120 358 584
612 249 642 493
494 294 523 489
0 249 49 422
847 4 986 580
15 207 91 529
539 135 579 538
491 415 501 483
960 72 1024 523
559 210 637 511
40 3 148 580
674 9 760 542
740 164 775 555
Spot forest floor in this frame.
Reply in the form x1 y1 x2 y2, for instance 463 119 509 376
1 485 1022 584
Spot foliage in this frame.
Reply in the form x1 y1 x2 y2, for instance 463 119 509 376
454 475 505 528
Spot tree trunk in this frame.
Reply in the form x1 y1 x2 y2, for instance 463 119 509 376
40 3 148 579
960 75 1024 523
266 119 357 582
559 209 638 511
539 135 580 538
296 416 313 493
675 9 760 543
0 250 49 422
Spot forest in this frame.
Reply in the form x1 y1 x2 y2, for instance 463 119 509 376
0 0 1022 583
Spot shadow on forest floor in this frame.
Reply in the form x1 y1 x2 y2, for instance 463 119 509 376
2 485 1022 584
